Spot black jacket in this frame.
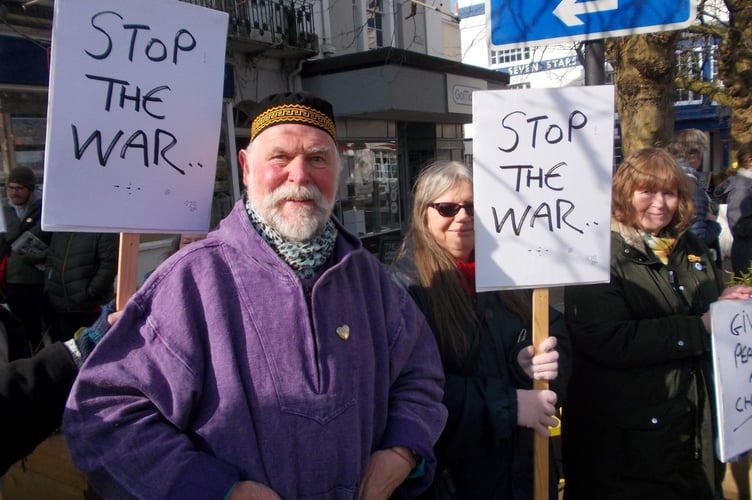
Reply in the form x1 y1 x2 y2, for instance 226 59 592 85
0 342 78 474
562 221 725 500
1 198 51 287
392 255 571 500
44 232 118 313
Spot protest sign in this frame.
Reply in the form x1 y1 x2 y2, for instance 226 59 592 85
42 0 228 233
710 299 752 462
472 86 614 291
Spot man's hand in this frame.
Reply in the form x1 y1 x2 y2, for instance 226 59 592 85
358 447 413 499
226 480 282 500
517 389 558 437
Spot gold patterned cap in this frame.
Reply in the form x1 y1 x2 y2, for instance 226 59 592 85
250 92 336 142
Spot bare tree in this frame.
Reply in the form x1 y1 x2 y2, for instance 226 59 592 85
674 0 752 154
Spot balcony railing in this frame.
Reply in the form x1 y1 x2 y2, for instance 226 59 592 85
182 0 318 56
0 0 318 57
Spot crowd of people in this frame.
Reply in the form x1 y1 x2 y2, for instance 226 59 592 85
0 166 118 357
2 92 752 499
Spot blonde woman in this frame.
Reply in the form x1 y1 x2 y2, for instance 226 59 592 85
391 160 570 499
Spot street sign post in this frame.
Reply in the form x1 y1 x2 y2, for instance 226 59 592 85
488 0 697 49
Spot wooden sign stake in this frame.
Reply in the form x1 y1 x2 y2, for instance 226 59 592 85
533 287 550 500
116 233 140 311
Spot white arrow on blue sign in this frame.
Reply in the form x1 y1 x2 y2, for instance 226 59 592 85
489 0 698 49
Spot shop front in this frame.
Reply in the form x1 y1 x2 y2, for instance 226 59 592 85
301 47 509 257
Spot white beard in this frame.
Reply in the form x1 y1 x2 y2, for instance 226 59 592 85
251 183 334 242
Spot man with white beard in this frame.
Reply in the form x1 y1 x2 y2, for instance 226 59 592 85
63 92 447 500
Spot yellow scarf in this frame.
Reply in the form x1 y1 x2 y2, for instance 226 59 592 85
640 231 676 264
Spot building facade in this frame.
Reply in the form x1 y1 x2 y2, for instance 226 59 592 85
0 0 511 258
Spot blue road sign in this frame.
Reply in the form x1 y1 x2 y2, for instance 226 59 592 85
489 0 697 49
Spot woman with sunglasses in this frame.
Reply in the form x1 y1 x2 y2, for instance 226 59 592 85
391 160 571 499
562 148 752 500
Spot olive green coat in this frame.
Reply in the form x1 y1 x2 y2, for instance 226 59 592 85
562 220 725 500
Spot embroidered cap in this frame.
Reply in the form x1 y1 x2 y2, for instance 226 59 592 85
250 92 336 142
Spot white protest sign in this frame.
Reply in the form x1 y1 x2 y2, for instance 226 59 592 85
710 299 752 462
42 0 228 233
473 86 614 291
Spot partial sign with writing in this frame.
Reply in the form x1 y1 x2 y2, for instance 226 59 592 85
711 299 752 462
42 0 228 233
473 86 614 291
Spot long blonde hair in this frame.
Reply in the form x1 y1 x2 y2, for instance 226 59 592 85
398 160 531 367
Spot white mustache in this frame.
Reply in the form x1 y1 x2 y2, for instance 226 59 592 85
268 185 324 207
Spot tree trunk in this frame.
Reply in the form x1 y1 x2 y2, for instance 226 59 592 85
607 32 679 158
720 0 752 151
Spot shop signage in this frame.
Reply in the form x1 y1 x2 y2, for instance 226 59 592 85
502 55 579 76
42 0 228 232
472 85 614 290
447 74 486 114
489 0 697 49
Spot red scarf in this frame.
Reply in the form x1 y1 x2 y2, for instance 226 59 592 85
456 260 476 298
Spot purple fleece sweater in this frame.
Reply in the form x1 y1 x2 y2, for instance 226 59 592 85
63 201 447 499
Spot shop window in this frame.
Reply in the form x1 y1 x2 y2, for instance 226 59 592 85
337 142 400 238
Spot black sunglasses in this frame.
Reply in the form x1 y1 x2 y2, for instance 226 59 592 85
428 202 474 217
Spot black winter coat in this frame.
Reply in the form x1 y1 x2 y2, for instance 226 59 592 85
392 256 571 500
0 342 78 474
562 221 726 500
726 169 752 274
44 232 118 313
1 198 51 287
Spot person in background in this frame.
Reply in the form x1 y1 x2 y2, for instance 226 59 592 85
44 232 118 342
0 303 112 475
562 148 752 500
725 144 752 275
712 162 739 265
668 128 723 266
63 92 447 500
712 162 739 206
1 166 51 354
391 160 570 499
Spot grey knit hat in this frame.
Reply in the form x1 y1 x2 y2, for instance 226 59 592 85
7 166 36 191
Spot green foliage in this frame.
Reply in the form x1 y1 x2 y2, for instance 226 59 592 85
727 263 752 287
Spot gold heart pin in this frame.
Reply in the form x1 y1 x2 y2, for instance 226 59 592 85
336 325 350 341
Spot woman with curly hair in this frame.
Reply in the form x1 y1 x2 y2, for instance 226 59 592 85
563 148 752 500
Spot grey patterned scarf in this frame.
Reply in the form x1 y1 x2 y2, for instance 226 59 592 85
245 198 337 279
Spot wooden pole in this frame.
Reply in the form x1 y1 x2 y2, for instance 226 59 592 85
116 233 140 311
533 288 550 500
